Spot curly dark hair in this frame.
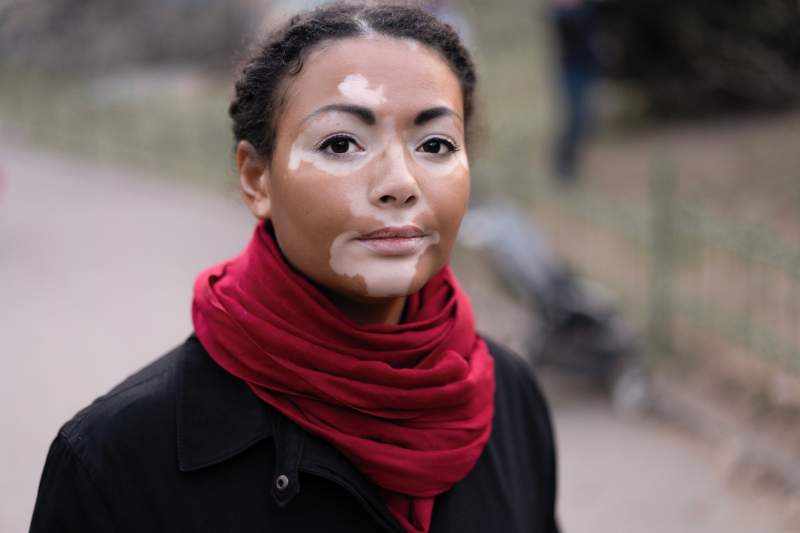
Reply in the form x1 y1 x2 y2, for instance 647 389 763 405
229 2 477 160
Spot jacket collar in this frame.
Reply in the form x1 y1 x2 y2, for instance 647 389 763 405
174 335 402 532
175 335 274 472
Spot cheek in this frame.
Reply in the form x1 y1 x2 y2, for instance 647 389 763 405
424 164 471 239
270 164 357 263
274 176 330 225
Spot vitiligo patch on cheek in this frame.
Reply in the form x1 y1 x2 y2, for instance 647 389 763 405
337 74 386 107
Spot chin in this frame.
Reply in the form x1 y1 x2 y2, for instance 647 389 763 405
357 280 422 299
335 274 428 302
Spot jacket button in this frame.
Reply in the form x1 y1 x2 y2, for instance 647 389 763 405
275 474 290 491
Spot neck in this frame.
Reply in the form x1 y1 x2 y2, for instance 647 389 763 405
324 290 408 325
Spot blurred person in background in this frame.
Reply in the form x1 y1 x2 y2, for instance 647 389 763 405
549 0 599 182
28 3 559 533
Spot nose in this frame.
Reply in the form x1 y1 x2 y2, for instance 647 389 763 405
368 142 420 208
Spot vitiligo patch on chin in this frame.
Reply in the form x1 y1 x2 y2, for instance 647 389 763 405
329 230 441 297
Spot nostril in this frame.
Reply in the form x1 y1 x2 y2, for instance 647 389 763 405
380 195 394 204
404 195 417 205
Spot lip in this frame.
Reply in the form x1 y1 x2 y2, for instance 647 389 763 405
356 225 430 255
359 225 427 240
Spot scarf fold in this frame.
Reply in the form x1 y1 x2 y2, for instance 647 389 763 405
192 223 495 533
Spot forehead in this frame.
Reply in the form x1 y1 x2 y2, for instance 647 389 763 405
280 36 463 123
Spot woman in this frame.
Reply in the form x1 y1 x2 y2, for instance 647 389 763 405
30 3 559 532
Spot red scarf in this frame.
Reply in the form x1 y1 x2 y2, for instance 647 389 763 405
192 223 495 533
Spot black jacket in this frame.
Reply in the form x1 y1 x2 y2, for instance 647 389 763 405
30 334 559 532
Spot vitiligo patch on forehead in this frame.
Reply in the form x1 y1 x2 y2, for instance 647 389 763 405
337 74 386 107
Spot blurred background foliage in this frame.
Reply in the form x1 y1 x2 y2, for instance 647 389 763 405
0 0 260 69
594 0 800 115
1 0 799 429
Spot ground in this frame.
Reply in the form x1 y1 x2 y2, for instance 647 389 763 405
1 140 797 532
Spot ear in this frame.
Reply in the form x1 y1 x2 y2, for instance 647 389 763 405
236 140 272 220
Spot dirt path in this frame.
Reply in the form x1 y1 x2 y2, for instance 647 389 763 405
1 142 795 532
0 142 253 531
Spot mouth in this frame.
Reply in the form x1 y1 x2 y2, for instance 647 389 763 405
355 225 431 255
359 225 427 240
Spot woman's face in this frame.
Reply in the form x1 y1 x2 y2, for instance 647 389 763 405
249 36 470 302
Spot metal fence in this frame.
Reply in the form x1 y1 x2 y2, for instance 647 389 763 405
0 69 233 187
529 158 800 381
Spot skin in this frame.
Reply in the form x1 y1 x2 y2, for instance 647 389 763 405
237 36 470 325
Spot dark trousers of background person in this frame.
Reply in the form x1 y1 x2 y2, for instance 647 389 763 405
550 1 597 183
554 64 593 182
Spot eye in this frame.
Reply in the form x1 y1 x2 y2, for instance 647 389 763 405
418 137 458 155
319 135 361 155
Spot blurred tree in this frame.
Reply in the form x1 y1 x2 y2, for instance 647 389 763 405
594 0 800 115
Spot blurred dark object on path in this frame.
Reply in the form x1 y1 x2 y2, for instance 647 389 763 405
461 202 649 413
593 0 800 116
548 0 599 182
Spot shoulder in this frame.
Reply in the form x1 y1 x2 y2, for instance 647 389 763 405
483 336 532 380
483 336 550 416
481 335 557 464
475 336 559 531
57 338 193 464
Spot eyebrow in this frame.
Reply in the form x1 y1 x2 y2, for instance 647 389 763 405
302 104 462 127
414 106 462 126
304 104 376 125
